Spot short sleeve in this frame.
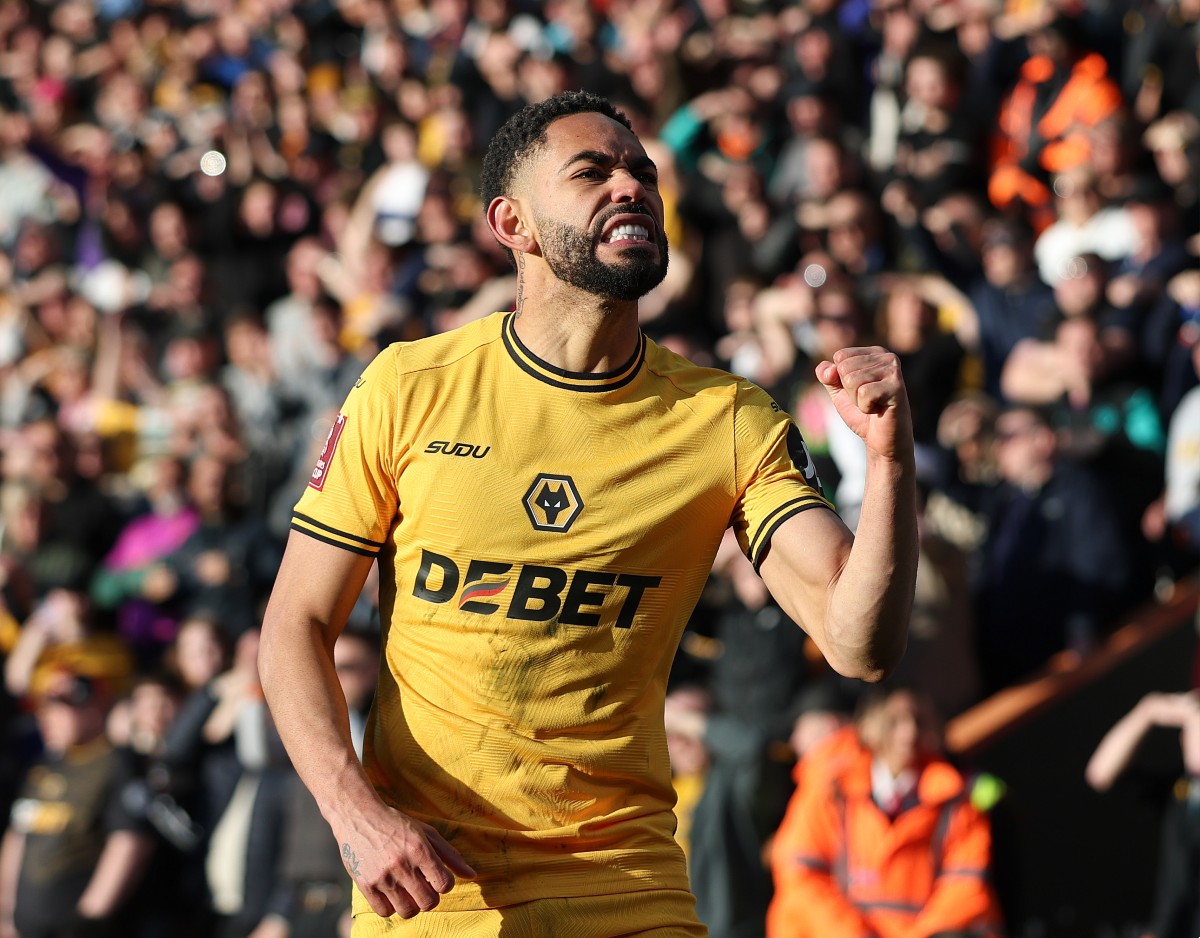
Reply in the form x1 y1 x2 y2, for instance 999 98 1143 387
291 347 402 557
105 752 152 835
730 381 835 572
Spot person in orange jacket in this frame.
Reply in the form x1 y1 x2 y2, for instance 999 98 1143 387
767 686 1003 938
989 12 1124 233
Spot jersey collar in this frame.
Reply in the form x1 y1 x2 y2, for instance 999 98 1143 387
501 312 645 392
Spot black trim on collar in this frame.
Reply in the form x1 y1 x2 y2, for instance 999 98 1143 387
502 313 644 392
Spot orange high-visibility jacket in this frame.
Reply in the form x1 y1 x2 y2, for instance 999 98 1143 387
989 51 1123 214
768 745 1003 938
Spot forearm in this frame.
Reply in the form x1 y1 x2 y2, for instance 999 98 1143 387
999 342 1068 404
4 626 48 697
824 454 918 682
76 831 154 919
0 830 24 929
259 605 380 830
1085 703 1156 791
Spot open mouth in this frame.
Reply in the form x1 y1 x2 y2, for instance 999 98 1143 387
600 214 655 247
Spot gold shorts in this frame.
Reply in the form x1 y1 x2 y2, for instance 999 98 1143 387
350 888 707 938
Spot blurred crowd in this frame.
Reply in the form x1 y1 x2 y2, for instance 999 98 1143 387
0 0 1198 935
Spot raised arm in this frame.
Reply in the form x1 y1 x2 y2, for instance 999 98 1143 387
759 347 917 682
259 531 474 921
1085 692 1200 792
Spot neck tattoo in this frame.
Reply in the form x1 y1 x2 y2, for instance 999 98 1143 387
514 254 525 318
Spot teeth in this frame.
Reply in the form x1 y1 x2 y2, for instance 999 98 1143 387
606 224 649 243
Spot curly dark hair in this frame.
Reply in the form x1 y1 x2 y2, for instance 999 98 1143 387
480 90 633 263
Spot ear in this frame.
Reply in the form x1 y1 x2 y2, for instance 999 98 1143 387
487 196 538 258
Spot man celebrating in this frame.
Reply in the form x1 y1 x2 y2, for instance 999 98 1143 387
259 90 918 938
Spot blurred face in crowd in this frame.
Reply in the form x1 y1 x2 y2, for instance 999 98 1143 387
334 633 378 713
1028 24 1071 65
12 420 63 488
881 286 935 351
993 408 1056 488
128 679 179 751
1053 170 1101 225
521 112 668 302
905 55 954 111
173 617 228 690
794 25 834 79
805 139 843 200
824 192 876 270
1087 119 1132 181
864 690 940 777
186 453 230 517
787 93 834 136
980 230 1031 288
881 2 919 57
36 673 106 755
1056 316 1105 383
1125 198 1171 249
1053 258 1105 317
665 686 710 777
1149 136 1195 186
812 288 865 357
150 203 189 259
286 238 325 299
790 707 848 760
956 0 997 56
239 181 278 237
224 318 270 371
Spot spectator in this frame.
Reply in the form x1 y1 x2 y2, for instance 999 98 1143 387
887 48 983 216
783 281 873 528
1002 313 1165 567
164 613 232 698
767 684 1003 938
3 587 133 706
763 680 860 938
988 12 1123 231
1086 690 1200 938
0 664 155 938
264 627 379 938
160 628 292 938
89 455 201 667
148 454 282 638
1142 113 1200 244
967 216 1055 400
889 482 983 720
929 408 994 515
106 673 208 938
671 531 815 938
974 404 1133 691
1033 166 1137 288
1107 172 1194 323
1000 281 1144 422
665 683 712 867
0 419 121 598
1144 331 1200 575
874 275 970 452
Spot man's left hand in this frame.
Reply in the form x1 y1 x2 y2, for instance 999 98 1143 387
815 347 912 462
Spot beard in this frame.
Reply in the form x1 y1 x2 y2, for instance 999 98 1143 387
535 205 669 302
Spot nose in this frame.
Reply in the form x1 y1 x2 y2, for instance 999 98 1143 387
610 168 646 204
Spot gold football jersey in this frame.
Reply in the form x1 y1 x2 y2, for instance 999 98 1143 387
292 312 832 911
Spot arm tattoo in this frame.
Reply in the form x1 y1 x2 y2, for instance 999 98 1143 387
342 842 362 879
515 254 525 318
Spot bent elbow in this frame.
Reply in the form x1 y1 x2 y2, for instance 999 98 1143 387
827 637 908 684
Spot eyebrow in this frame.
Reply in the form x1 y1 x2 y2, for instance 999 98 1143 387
559 149 657 174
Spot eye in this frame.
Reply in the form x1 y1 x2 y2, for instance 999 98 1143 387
636 171 659 185
575 168 605 180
